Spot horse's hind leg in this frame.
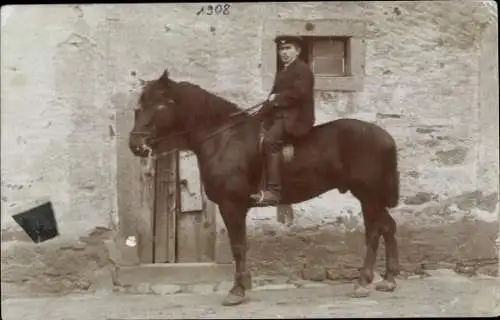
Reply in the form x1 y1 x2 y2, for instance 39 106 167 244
352 201 382 298
376 208 399 292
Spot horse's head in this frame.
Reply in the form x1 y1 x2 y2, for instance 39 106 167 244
128 69 179 157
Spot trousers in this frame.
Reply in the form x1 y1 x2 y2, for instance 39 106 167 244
262 117 286 154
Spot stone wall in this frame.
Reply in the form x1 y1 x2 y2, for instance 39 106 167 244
1 2 497 247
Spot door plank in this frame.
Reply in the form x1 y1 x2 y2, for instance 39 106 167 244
137 158 155 263
154 153 178 263
166 152 178 263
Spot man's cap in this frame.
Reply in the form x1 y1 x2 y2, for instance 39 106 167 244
274 35 303 48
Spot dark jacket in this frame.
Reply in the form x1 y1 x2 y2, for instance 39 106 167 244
258 58 315 137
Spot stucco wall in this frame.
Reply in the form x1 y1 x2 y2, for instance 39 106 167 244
476 14 499 268
477 17 499 203
1 5 118 237
1 2 498 240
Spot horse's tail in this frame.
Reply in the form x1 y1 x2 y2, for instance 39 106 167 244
383 143 400 208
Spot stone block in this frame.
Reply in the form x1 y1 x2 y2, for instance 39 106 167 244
435 147 468 165
134 283 152 294
403 192 434 205
252 283 297 292
115 263 234 287
151 284 183 295
301 264 327 282
189 283 216 295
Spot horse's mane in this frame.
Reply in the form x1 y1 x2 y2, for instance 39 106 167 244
171 81 252 126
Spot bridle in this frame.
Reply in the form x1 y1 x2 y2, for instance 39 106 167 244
130 99 267 173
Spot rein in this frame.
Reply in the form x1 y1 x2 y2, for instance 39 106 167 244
138 100 266 174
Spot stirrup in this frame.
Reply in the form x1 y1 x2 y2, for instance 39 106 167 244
254 191 265 203
250 190 280 206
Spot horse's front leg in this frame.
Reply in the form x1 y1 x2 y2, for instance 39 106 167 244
219 201 251 306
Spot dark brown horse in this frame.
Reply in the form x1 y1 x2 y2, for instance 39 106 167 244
129 70 401 306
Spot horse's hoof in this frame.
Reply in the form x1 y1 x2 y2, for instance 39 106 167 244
375 280 397 292
351 283 371 298
222 293 245 306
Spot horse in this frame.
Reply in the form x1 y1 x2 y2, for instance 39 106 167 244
128 70 401 306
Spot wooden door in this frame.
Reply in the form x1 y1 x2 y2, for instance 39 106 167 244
152 151 177 263
151 150 216 263
176 150 216 262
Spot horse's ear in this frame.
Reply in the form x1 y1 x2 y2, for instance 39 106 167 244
138 78 147 87
159 69 170 84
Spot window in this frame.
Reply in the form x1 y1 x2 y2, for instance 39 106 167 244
309 36 349 76
263 19 366 92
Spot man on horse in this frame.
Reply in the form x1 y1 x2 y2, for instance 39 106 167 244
250 35 315 206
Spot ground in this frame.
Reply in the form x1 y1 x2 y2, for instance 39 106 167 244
2 269 499 319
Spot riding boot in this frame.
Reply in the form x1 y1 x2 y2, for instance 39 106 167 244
251 151 282 205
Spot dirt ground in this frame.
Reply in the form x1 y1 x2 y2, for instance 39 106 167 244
248 220 499 281
3 270 499 319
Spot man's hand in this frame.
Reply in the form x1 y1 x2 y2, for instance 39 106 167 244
268 93 280 108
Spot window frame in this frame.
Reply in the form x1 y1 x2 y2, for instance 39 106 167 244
262 18 367 92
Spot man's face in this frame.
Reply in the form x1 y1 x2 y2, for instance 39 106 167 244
278 43 300 65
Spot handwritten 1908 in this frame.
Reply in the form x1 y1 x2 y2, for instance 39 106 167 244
196 4 231 16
